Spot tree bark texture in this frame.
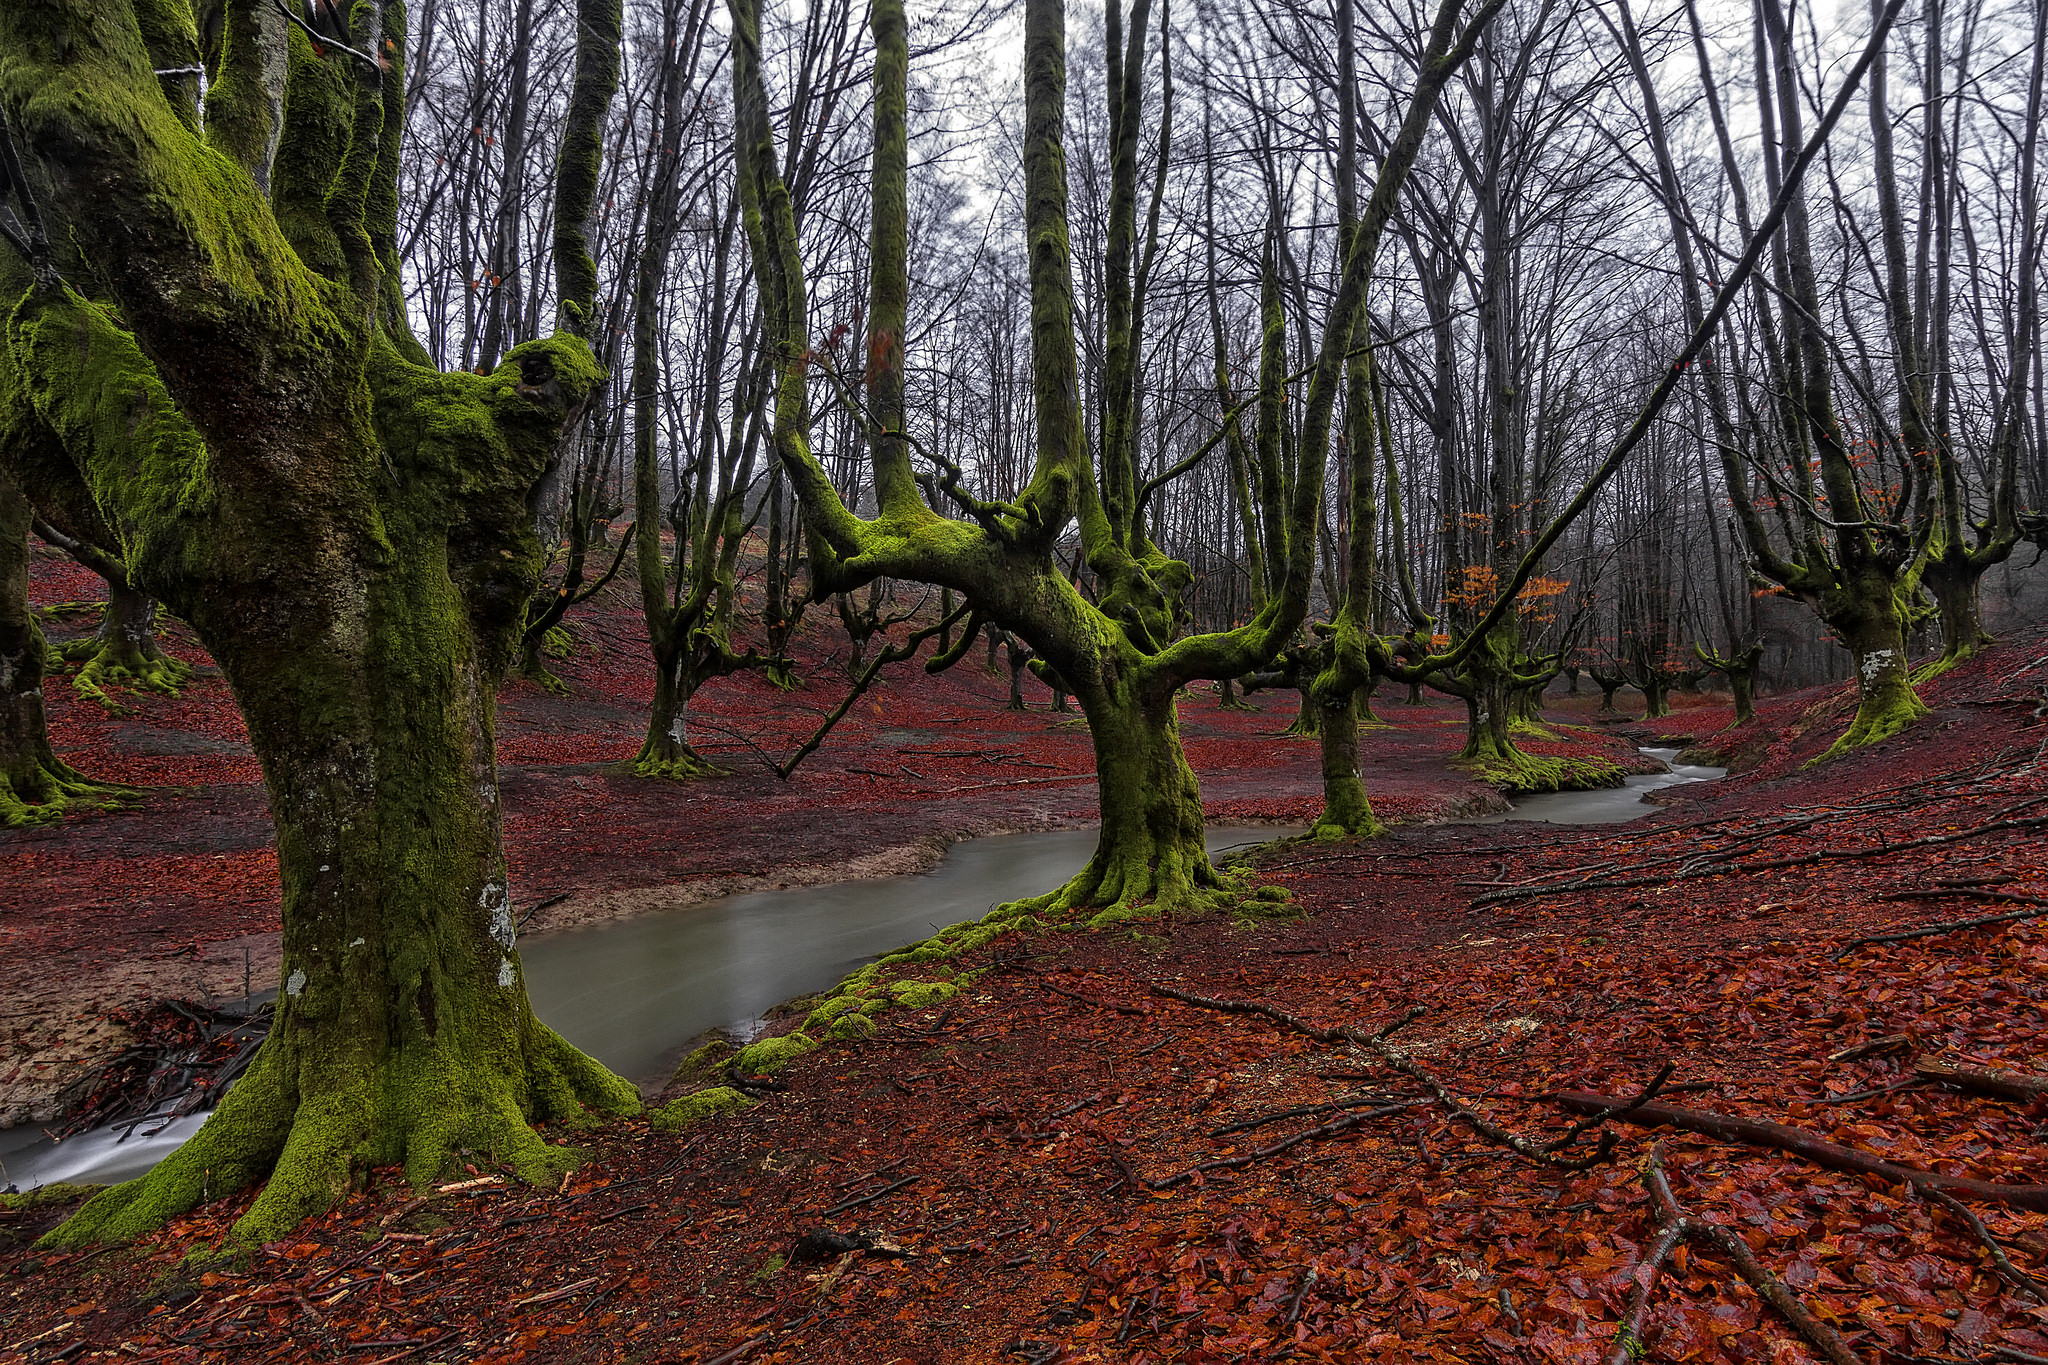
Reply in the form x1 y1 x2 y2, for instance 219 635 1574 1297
0 0 638 1247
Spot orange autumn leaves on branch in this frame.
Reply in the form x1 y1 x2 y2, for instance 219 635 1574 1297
1442 565 1570 624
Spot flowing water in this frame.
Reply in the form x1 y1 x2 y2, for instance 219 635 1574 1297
1 747 1721 1191
1463 747 1724 824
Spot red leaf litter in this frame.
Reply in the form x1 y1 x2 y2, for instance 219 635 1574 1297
6 552 2045 1365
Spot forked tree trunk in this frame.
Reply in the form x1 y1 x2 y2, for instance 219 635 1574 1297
636 651 725 778
1729 665 1757 725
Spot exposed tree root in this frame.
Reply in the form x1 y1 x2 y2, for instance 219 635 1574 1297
62 635 194 712
633 746 731 781
1 755 128 826
998 841 1240 925
39 1021 639 1251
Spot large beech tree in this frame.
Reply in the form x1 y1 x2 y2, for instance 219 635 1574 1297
729 0 1494 916
0 0 639 1247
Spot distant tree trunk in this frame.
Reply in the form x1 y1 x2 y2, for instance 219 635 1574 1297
60 580 193 710
1004 634 1032 710
31 514 193 709
1588 667 1628 714
2 475 120 825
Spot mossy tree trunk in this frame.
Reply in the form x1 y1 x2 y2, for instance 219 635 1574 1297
1695 639 1763 725
628 47 759 784
61 578 193 709
1639 674 1671 719
1693 0 1930 758
0 472 120 825
728 0 1492 913
1589 668 1627 713
1019 669 1220 921
1817 574 1925 754
31 511 193 707
1 0 637 1248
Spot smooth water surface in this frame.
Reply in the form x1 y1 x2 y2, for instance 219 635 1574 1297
520 824 1292 1087
4 747 1721 1191
1472 746 1725 824
1 825 1287 1191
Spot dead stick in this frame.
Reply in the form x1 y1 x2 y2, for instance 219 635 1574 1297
1553 1091 2048 1210
1838 897 2048 954
1698 1223 1861 1365
1603 1217 1685 1365
1915 1184 2048 1302
1148 1102 1421 1189
1283 1265 1318 1326
817 1175 918 1217
1628 1143 1863 1365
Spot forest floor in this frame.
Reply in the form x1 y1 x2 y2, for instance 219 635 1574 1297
0 548 1650 1128
5 557 2047 1364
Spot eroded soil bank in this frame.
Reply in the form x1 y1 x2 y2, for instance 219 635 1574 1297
3 625 2044 1364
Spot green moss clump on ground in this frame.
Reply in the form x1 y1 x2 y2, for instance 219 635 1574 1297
670 1039 734 1088
1 1183 103 1211
650 1087 754 1133
827 1012 877 1041
889 980 958 1009
728 1031 817 1075
1458 749 1625 796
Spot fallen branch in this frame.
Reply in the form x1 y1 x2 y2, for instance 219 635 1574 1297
1553 1091 2048 1210
1605 1143 1862 1365
1148 1101 1422 1189
1911 1056 2048 1102
1915 1183 2048 1302
1207 1092 1411 1137
1476 816 2048 909
1041 981 1145 1015
1154 987 1624 1169
1836 895 2048 955
817 1175 918 1218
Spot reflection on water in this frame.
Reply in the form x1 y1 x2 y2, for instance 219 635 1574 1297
0 826 1289 1191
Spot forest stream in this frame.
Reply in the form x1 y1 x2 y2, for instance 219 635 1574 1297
0 749 1720 1193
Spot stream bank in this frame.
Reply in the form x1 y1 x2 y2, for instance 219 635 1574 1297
2 746 1717 1192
